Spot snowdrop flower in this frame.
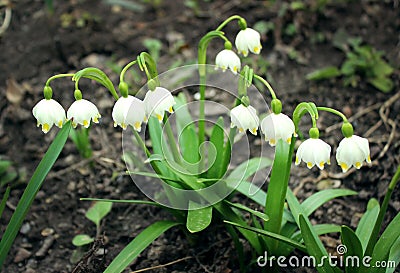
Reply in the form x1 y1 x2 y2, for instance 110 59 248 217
295 138 331 170
230 104 259 135
235 28 262 57
112 95 146 131
336 135 371 172
32 99 66 133
260 113 295 146
67 99 101 128
144 87 175 122
215 49 241 74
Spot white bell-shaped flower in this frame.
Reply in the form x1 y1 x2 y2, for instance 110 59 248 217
32 99 66 133
235 27 262 57
230 104 259 135
112 95 146 131
215 49 241 74
67 99 101 128
144 87 175 123
260 113 295 146
295 138 331 170
336 135 371 172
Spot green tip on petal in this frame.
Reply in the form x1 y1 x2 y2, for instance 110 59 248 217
224 41 232 50
74 89 83 100
238 18 247 30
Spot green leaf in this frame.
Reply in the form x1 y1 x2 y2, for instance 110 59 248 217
186 202 212 233
369 213 400 273
0 160 12 175
174 94 199 165
103 221 179 273
372 59 394 77
0 122 71 267
306 66 341 81
226 157 273 186
85 201 112 228
368 77 394 93
72 234 94 247
301 189 358 216
299 214 338 273
341 226 363 273
207 117 225 178
225 201 269 222
356 198 380 253
385 236 400 273
291 224 341 242
224 220 307 253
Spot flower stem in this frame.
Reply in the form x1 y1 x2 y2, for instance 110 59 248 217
120 60 137 83
163 116 182 164
215 15 244 31
316 107 349 123
45 73 75 86
253 74 277 100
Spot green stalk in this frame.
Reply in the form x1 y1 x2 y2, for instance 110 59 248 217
316 107 348 122
365 165 400 256
45 73 75 86
263 137 295 253
253 74 277 100
163 116 182 164
215 15 244 31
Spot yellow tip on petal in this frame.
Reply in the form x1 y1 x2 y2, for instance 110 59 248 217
121 123 127 130
241 50 248 56
57 121 63 128
93 117 99 123
286 137 292 144
295 156 300 165
233 66 238 72
355 162 362 169
168 106 174 113
134 121 141 131
72 122 77 128
143 116 148 123
251 128 257 135
327 160 331 165
42 123 50 133
269 139 276 146
253 46 260 54
307 162 313 169
83 120 89 128
156 114 163 122
114 122 117 127
340 163 349 173
367 155 371 163
319 162 325 169
239 128 244 133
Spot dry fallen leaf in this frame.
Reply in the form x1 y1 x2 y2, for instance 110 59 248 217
6 77 25 105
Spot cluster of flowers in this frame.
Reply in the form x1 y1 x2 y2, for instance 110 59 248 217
229 103 371 173
32 24 370 174
32 86 175 133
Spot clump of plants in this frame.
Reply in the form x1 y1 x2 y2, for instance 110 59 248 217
307 33 395 93
0 15 399 273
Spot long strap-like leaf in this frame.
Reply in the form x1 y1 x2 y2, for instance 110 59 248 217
103 221 180 273
0 122 71 267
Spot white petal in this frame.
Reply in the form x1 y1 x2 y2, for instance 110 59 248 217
144 87 175 121
215 49 241 74
261 113 295 146
235 28 262 56
67 99 100 127
230 104 259 134
32 99 66 133
296 138 331 169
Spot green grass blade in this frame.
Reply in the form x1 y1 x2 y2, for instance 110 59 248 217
385 236 400 273
301 189 357 216
0 122 71 267
299 214 338 273
103 221 180 273
225 201 269 222
341 226 363 273
224 220 307 252
186 202 212 233
0 186 11 220
369 213 400 273
355 198 380 253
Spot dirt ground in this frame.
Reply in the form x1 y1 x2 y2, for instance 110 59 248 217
0 0 399 272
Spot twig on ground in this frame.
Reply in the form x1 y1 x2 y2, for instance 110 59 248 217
0 2 12 36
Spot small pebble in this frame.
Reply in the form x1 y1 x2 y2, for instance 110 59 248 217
20 223 31 235
41 228 54 237
13 248 32 263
